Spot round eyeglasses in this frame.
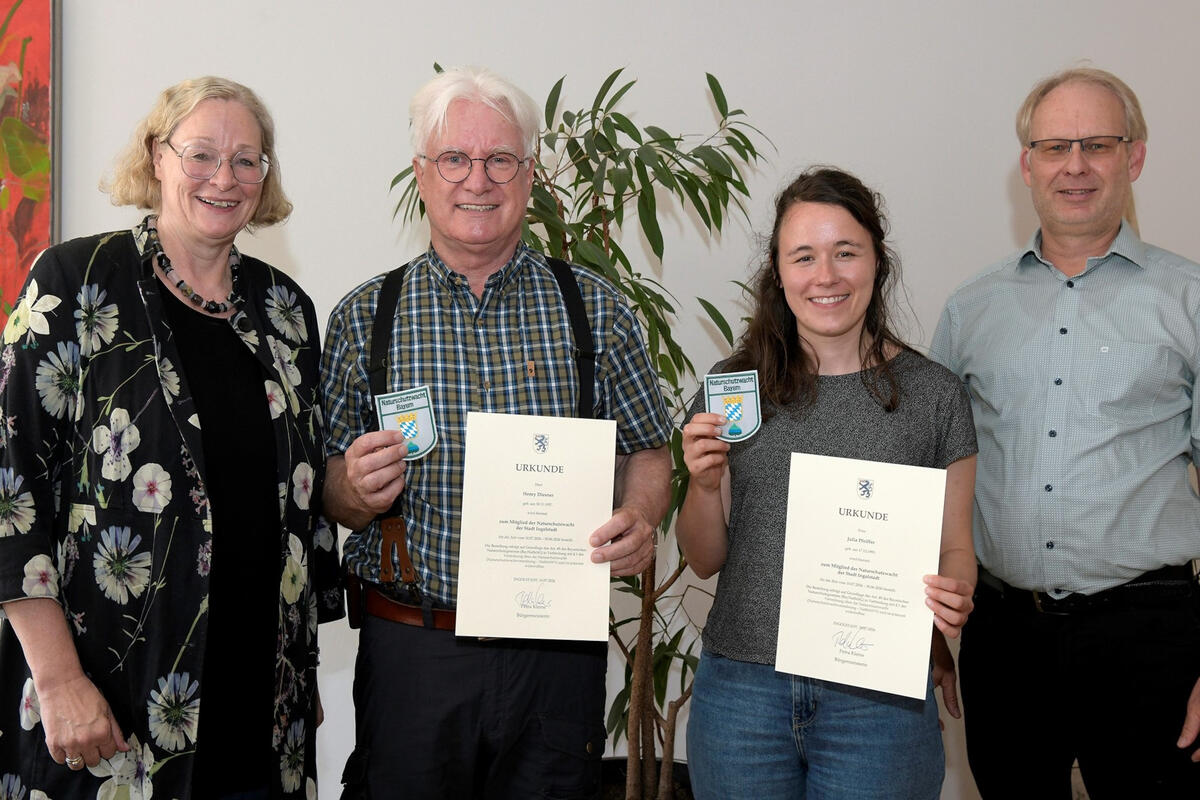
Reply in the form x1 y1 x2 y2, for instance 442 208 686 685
165 141 271 184
419 150 529 184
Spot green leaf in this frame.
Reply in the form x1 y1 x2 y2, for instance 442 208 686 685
432 62 444 73
609 166 632 203
389 165 413 191
600 119 619 153
632 161 664 261
607 239 633 275
544 76 564 128
591 68 624 114
678 174 712 229
727 127 760 160
582 130 602 164
604 79 637 113
643 125 675 146
609 112 643 145
653 652 670 707
698 298 735 347
591 156 608 199
1 116 50 180
648 157 677 191
389 166 423 223
528 206 571 241
593 128 616 157
562 109 576 128
706 73 730 118
529 183 558 213
0 1 23 43
702 182 724 231
606 682 630 741
574 238 614 272
635 145 661 171
657 352 678 385
692 145 734 179
637 190 664 261
724 135 748 161
564 137 587 175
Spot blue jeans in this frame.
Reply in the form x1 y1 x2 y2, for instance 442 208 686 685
686 651 944 799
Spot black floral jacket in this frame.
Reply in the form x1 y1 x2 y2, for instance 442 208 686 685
0 221 343 799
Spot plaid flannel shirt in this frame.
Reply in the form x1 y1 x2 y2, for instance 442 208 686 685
321 244 672 606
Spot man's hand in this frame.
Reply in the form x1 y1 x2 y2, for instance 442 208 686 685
324 431 408 530
1177 675 1200 761
590 505 655 576
931 628 961 730
593 446 671 577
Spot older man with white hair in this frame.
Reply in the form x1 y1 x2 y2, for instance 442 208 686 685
320 66 672 799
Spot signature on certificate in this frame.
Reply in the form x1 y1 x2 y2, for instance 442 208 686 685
514 583 552 610
831 628 873 653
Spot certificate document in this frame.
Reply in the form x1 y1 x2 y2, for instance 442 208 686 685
455 411 616 641
775 453 946 699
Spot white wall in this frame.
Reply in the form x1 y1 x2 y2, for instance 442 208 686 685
58 1 1200 797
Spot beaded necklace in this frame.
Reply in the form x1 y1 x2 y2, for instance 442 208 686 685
144 216 244 315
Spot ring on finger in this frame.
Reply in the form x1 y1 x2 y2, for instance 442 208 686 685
65 753 84 768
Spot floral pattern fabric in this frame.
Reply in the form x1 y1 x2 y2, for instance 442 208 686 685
0 223 343 799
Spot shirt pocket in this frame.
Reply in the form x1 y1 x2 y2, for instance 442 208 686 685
520 335 581 416
1083 342 1170 422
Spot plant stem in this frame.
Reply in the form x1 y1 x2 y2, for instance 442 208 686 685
625 551 658 799
656 685 691 800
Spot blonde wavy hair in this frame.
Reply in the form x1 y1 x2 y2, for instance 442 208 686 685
104 76 292 228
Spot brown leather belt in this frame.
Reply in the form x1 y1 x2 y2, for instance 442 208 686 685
352 515 455 630
363 582 456 631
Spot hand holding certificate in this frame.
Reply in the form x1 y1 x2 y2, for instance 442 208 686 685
455 412 616 641
775 453 945 699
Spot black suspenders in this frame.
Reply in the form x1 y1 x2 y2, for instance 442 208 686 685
367 256 596 420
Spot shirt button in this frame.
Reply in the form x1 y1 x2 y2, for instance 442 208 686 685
1044 484 1053 492
1046 541 1055 549
1059 327 1068 334
1054 378 1063 386
482 380 491 390
1065 280 1075 288
1048 430 1057 437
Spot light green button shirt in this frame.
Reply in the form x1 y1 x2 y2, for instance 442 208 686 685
931 221 1200 596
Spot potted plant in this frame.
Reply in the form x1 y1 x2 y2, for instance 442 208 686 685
392 65 766 800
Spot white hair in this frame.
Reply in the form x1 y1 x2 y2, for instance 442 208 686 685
409 66 540 158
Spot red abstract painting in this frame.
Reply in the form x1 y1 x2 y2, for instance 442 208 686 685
1 0 53 324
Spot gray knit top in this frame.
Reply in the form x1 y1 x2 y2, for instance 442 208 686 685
690 349 978 665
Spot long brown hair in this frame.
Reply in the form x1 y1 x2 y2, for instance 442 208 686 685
726 167 910 411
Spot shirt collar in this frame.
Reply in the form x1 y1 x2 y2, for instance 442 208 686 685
424 241 531 294
1020 219 1147 275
